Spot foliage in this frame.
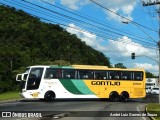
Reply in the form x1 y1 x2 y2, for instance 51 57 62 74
0 91 21 101
146 71 157 78
0 5 111 92
114 63 126 69
41 60 71 66
146 103 160 120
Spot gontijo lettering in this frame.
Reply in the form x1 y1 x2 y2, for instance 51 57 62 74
91 81 120 86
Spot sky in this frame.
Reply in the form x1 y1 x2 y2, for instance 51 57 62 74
0 0 160 75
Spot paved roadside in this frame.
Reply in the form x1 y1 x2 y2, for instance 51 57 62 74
0 99 23 104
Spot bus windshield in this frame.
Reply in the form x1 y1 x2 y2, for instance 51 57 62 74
26 67 44 90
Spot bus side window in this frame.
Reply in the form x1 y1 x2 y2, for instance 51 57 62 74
121 71 132 80
122 76 127 80
134 72 143 80
83 75 88 79
62 69 76 79
114 76 119 80
48 74 54 79
65 74 71 78
109 71 121 80
44 68 63 79
56 69 62 78
136 77 141 80
78 70 94 79
94 70 107 80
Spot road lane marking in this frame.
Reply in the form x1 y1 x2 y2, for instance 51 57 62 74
137 105 146 120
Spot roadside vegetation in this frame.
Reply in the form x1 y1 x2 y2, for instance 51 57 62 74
0 91 21 101
147 103 160 120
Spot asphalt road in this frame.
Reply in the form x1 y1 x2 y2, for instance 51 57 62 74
0 94 158 120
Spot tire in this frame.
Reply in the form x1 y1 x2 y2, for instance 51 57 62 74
109 92 119 102
120 91 129 102
44 91 55 102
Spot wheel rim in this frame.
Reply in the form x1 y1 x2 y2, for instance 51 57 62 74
120 93 129 102
45 92 55 101
110 93 119 102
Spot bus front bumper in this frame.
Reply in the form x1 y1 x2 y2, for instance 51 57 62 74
19 93 25 98
20 91 43 99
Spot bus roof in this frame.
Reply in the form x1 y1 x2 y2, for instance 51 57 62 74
72 65 143 71
27 65 145 71
72 65 108 69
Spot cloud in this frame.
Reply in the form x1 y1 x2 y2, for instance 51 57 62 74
133 63 158 74
66 23 107 51
66 24 156 60
107 36 156 58
60 0 136 22
65 24 158 74
60 0 89 10
101 0 136 22
107 36 158 74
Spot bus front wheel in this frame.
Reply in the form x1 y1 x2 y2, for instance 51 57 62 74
44 91 55 102
120 91 129 102
109 91 119 102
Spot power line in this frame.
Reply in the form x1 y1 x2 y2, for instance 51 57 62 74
42 0 152 42
0 0 157 49
89 0 158 33
140 0 158 33
20 0 157 47
35 15 158 50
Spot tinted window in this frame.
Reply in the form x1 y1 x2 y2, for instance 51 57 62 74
78 70 94 79
121 71 132 80
95 70 107 80
44 68 143 81
107 71 143 81
62 69 76 79
109 71 121 80
134 72 143 80
44 68 62 79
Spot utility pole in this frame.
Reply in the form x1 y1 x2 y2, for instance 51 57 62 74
142 0 160 104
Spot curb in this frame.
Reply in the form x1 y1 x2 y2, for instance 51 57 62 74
145 107 156 120
0 99 22 104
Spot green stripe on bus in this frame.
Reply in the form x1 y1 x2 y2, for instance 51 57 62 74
71 80 94 95
59 79 84 94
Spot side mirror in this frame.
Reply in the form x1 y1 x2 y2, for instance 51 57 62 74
16 73 28 81
16 74 22 81
22 73 28 81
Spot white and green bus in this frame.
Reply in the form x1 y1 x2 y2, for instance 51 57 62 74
16 65 146 102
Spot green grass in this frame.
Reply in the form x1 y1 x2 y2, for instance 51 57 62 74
147 103 160 120
0 91 21 101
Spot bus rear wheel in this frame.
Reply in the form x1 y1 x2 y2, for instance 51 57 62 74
120 91 129 102
109 92 119 102
44 91 55 102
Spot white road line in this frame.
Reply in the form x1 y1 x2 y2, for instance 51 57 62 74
137 105 146 120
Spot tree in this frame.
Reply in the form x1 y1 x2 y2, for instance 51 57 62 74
0 5 111 92
146 71 157 78
114 63 126 69
41 60 71 66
